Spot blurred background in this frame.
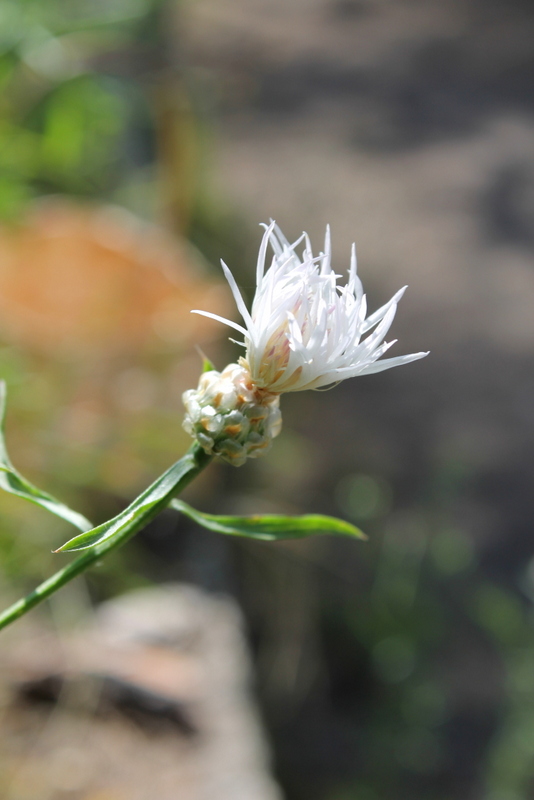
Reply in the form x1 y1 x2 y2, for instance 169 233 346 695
1 0 534 798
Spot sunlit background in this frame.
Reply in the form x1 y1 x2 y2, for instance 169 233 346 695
1 1 534 798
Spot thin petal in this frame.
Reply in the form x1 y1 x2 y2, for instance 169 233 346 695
361 286 407 333
357 351 429 375
321 225 331 275
191 310 249 338
311 349 427 386
357 303 397 357
220 259 257 343
348 242 363 300
257 220 276 287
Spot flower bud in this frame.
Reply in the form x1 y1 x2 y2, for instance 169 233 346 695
182 363 282 466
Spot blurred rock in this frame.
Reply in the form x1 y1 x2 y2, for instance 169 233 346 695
0 584 282 800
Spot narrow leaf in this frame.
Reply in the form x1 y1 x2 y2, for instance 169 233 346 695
202 355 216 372
0 381 91 532
171 499 366 541
194 346 216 373
55 448 210 552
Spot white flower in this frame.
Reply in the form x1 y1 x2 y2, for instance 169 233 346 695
193 222 428 393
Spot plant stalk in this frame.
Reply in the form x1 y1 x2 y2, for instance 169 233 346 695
0 443 212 632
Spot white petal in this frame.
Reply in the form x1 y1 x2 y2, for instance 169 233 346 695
191 309 249 338
361 286 407 333
357 303 397 357
220 259 257 344
347 242 364 301
321 224 331 275
357 351 430 375
257 220 276 286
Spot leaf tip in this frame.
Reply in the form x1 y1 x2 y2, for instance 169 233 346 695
195 345 216 373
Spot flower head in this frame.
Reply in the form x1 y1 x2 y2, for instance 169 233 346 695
193 222 428 393
182 362 281 466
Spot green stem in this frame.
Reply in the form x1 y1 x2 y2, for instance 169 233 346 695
0 443 212 632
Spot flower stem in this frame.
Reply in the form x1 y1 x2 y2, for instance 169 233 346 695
0 443 212 632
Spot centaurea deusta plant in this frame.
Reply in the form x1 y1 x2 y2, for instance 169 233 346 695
0 222 427 631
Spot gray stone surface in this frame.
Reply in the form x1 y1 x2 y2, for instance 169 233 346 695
0 585 283 800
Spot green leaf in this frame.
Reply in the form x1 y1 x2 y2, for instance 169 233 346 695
55 446 212 552
193 347 216 374
201 353 216 372
0 381 92 532
170 499 366 542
